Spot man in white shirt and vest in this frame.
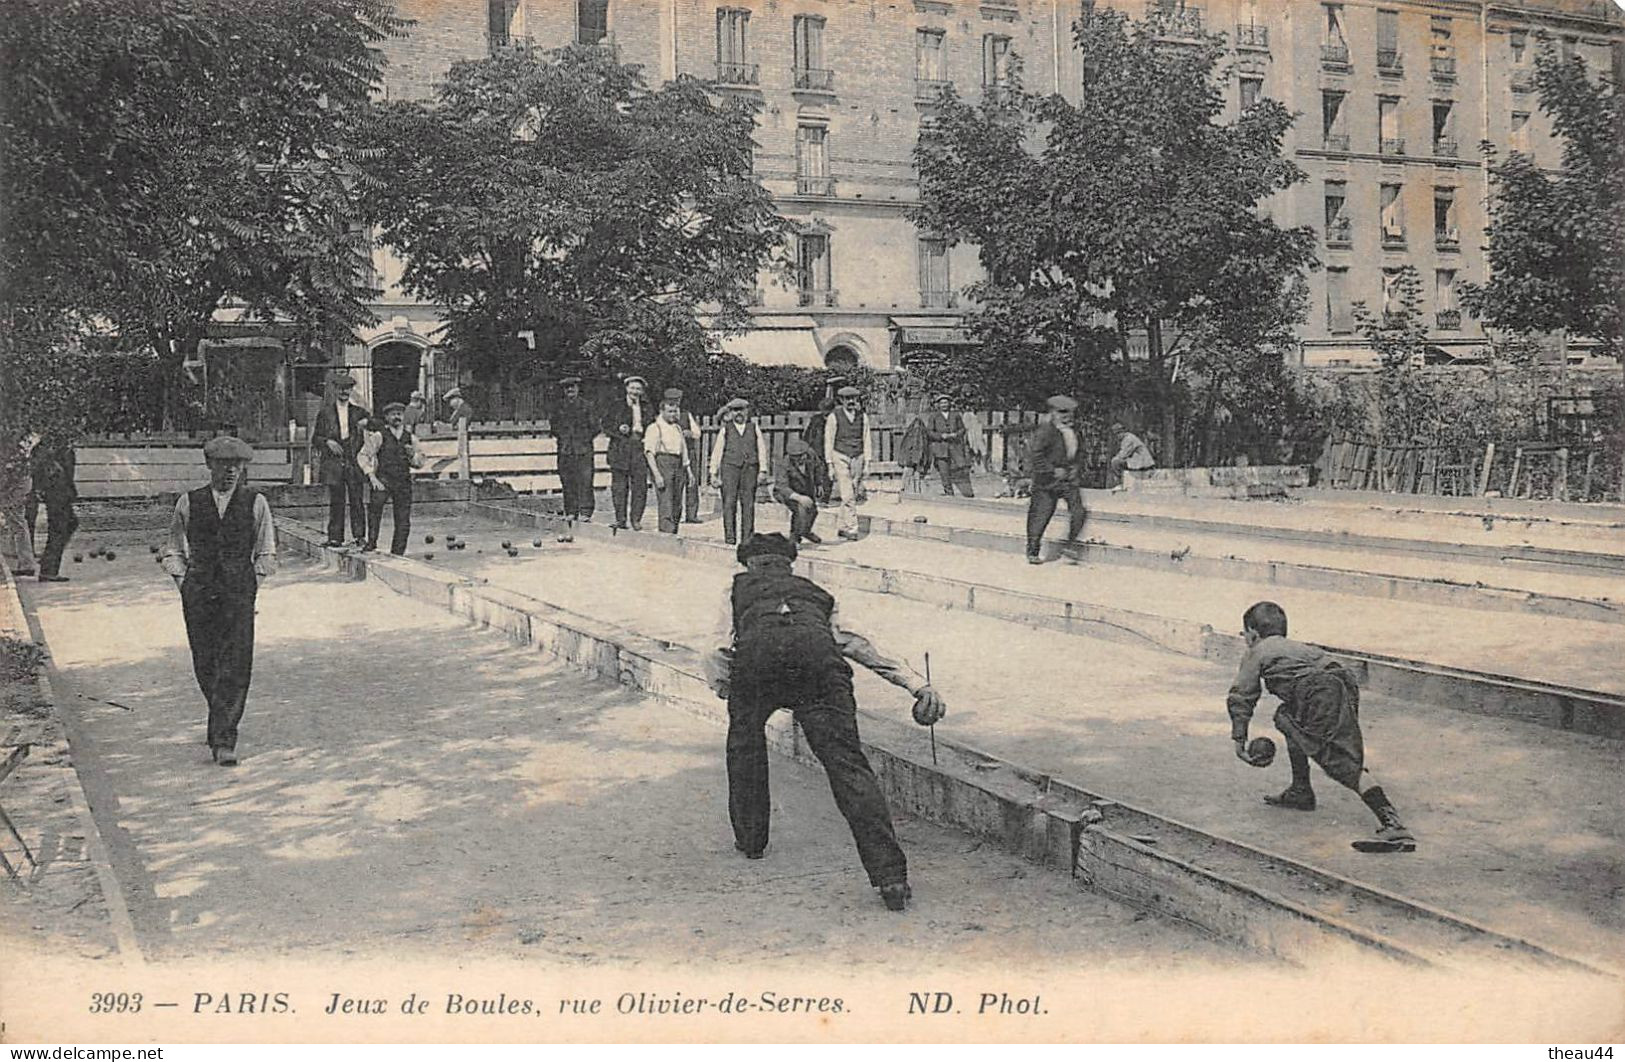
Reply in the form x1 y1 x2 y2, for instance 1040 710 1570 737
159 436 278 766
605 375 650 530
358 402 425 555
708 397 769 545
644 389 694 534
823 385 871 540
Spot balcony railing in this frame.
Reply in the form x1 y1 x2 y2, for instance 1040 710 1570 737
1145 2 1204 38
1326 218 1352 246
488 32 535 54
1235 23 1269 49
1321 43 1351 69
1435 229 1460 251
1380 137 1406 155
1436 309 1462 330
798 288 839 308
794 67 835 92
915 77 954 101
714 61 760 86
1433 136 1459 157
1322 133 1351 152
1381 230 1407 250
1511 68 1535 92
1376 48 1403 74
1430 54 1457 80
920 289 957 309
795 175 836 197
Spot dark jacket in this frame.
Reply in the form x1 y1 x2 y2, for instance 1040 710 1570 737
924 411 970 468
551 398 597 456
312 400 372 486
1026 421 1086 492
774 453 820 503
603 397 651 470
30 444 77 503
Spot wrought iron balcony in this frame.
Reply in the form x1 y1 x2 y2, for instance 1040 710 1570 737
1436 309 1462 330
714 61 760 86
1145 2 1204 38
1435 229 1460 251
1326 217 1352 246
1511 68 1535 92
1430 54 1457 80
1322 133 1351 152
1235 23 1268 49
920 289 957 309
795 175 836 197
1380 137 1406 156
794 67 835 92
1321 43 1351 69
488 32 535 54
1433 136 1459 157
915 77 953 101
798 288 839 308
1376 48 1403 75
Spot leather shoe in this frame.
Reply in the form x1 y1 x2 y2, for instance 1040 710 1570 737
879 881 911 911
734 842 764 860
38 574 70 582
803 531 823 544
212 747 239 767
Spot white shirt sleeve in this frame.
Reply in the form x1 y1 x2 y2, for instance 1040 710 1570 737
252 494 279 578
702 586 735 692
159 493 191 579
862 413 873 464
829 602 926 695
709 430 725 479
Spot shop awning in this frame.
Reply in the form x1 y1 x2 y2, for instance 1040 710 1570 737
890 315 975 345
719 320 825 368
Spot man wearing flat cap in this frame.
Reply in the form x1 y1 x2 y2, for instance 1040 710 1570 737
402 390 428 430
603 375 650 530
925 393 975 497
160 436 278 766
358 401 425 555
644 388 694 534
311 372 371 547
823 385 871 540
1024 395 1089 564
708 397 769 545
550 376 597 540
662 388 703 524
704 532 947 911
773 437 823 545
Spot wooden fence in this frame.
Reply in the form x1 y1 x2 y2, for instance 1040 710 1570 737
75 436 294 499
1321 436 1619 502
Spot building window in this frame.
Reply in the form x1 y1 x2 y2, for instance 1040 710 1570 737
1430 16 1455 79
1322 90 1348 150
1380 183 1405 247
1378 96 1403 154
1510 30 1528 65
1324 181 1350 245
1239 77 1262 111
577 0 609 44
716 8 756 84
1381 268 1407 323
1376 9 1401 72
797 233 833 306
1432 100 1456 156
795 124 833 196
793 15 832 91
1079 0 1095 28
488 0 526 50
982 34 1011 88
1326 267 1352 333
1322 4 1349 67
916 28 948 97
1511 110 1531 153
1236 0 1268 49
1434 187 1459 249
918 239 952 307
1436 269 1460 329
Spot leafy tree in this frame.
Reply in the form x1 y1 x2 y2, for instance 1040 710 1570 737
0 0 405 426
1351 265 1437 444
364 45 788 386
1461 41 1624 360
912 8 1318 461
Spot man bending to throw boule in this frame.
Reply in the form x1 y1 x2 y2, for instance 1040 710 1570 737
704 532 947 911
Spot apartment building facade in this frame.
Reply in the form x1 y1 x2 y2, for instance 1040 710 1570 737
349 0 1624 410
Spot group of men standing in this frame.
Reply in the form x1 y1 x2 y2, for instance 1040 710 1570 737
1 432 79 583
311 373 427 555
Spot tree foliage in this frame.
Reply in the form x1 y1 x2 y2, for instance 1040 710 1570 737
364 45 789 384
0 0 405 428
1461 41 1624 358
911 8 1317 459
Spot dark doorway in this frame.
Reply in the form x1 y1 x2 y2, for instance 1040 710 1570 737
372 342 422 413
824 344 859 371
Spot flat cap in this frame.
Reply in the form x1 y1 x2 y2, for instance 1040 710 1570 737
409 390 425 401
933 393 954 404
784 436 810 456
737 531 798 566
202 436 255 462
559 376 582 387
662 387 684 401
383 401 406 415
623 375 646 387
723 397 750 412
1046 394 1078 412
442 387 463 401
333 373 358 389
836 386 861 398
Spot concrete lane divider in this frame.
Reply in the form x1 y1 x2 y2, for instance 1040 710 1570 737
276 516 1616 976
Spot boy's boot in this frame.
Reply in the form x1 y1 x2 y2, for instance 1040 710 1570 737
1360 786 1416 849
1264 747 1316 810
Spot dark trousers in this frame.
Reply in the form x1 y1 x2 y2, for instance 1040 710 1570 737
780 495 819 541
610 461 649 528
726 688 907 886
558 451 596 519
366 477 412 555
181 581 257 752
717 463 759 543
683 440 702 521
652 453 686 534
935 458 975 497
37 498 77 576
326 466 366 544
1025 486 1087 557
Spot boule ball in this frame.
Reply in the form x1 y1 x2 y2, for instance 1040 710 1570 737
104 550 117 561
532 539 543 547
73 554 83 563
425 534 435 544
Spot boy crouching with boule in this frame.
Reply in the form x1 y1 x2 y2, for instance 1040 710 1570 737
1228 601 1415 853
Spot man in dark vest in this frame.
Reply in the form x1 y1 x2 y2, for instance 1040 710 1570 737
311 372 371 547
550 375 597 541
360 402 423 555
772 437 823 545
159 436 278 766
1024 394 1089 565
603 375 650 530
704 533 946 910
707 397 769 545
29 435 79 582
823 385 871 540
